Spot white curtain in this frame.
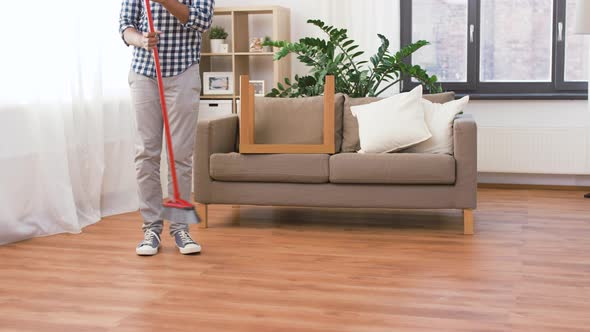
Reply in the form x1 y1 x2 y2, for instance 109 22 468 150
0 1 138 244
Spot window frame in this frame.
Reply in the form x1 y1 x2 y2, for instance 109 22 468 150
400 0 588 100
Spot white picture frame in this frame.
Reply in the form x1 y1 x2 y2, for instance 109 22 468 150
250 80 265 96
203 72 234 95
239 80 266 97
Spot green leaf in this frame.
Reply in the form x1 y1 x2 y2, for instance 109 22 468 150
347 45 359 52
395 40 429 61
352 51 364 58
334 53 345 64
342 40 354 48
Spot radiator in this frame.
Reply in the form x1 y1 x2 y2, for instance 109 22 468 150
477 127 590 175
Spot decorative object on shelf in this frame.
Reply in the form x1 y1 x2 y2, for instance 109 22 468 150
264 19 441 98
574 0 590 198
239 80 266 97
209 26 229 53
250 80 265 96
263 36 273 52
219 44 229 53
203 72 233 95
249 37 264 52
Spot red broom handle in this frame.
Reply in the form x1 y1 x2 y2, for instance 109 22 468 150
144 0 182 202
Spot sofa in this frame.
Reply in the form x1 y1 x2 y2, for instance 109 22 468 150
193 93 477 234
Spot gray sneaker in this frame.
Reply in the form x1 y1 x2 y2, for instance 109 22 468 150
173 230 201 255
136 230 161 256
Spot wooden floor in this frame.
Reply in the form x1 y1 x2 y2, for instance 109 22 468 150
1 188 589 332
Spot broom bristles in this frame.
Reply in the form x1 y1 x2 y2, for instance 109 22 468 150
162 207 200 225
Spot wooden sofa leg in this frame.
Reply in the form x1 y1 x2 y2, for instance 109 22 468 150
196 203 208 229
463 209 474 235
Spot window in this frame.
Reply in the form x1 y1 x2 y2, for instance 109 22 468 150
565 0 590 81
401 0 588 99
411 0 469 82
480 0 553 82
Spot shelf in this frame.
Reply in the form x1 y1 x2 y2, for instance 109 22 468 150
234 52 274 56
200 6 290 111
201 53 233 56
213 10 232 15
201 95 236 100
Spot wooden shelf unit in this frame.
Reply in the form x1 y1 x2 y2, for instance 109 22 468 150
200 6 291 112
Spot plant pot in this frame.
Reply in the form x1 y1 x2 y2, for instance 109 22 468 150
262 46 272 52
210 39 225 53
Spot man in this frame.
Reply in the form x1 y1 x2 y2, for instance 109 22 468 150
119 0 214 256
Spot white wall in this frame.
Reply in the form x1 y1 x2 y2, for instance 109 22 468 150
469 99 590 183
216 0 590 185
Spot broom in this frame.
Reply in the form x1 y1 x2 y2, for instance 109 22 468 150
144 0 200 224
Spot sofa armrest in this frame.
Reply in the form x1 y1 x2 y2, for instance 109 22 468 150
194 115 239 203
453 114 478 208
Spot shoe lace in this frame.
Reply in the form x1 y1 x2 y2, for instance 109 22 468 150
141 231 156 245
179 231 194 244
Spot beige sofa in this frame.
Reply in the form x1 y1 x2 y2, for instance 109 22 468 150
193 94 477 234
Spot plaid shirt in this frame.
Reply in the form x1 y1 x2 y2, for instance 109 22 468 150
119 0 214 77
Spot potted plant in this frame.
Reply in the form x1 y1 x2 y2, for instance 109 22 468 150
209 26 228 53
263 36 272 52
264 19 442 97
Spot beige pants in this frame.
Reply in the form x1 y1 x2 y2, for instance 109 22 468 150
128 64 200 235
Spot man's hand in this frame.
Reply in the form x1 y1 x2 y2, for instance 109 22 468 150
140 31 161 51
123 28 161 51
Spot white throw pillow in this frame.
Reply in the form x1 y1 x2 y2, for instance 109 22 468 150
350 86 432 153
406 96 470 155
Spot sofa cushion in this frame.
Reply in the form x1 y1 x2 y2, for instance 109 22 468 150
329 153 456 184
210 153 330 184
342 92 456 152
351 86 431 153
405 96 470 155
251 94 345 152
